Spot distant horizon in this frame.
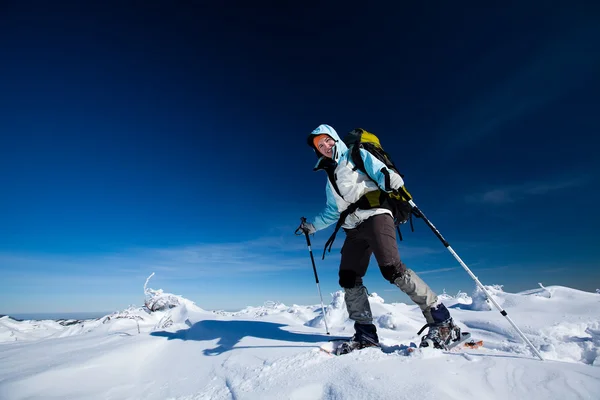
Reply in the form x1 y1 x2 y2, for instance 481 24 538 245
1 311 111 321
2 308 256 320
3 283 598 321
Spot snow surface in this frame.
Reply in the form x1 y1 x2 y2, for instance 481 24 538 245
1 280 599 400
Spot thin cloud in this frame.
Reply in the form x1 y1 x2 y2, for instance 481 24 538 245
467 176 588 205
540 267 569 273
0 229 447 287
398 245 444 258
416 267 459 275
0 239 310 284
469 265 511 272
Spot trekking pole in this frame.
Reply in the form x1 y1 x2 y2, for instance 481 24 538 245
400 191 544 361
295 217 330 335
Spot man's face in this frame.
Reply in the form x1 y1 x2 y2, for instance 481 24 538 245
317 136 335 158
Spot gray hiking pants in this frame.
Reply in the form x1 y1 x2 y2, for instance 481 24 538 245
339 213 439 325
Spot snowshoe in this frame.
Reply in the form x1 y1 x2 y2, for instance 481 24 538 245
320 337 380 356
418 317 462 350
335 339 379 355
334 322 380 355
320 324 381 356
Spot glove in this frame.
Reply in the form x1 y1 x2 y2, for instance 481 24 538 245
299 220 316 235
388 171 404 191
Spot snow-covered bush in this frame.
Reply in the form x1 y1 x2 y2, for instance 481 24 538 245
437 289 453 301
144 273 184 312
377 313 396 329
455 290 470 301
585 324 600 366
103 306 146 323
330 290 345 310
368 292 384 303
305 290 347 329
153 303 191 330
463 285 504 311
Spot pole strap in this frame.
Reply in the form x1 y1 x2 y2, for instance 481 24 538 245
322 203 359 259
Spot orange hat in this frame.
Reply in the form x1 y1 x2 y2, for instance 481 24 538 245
312 134 329 150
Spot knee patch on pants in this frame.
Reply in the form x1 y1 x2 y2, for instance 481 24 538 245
339 270 358 289
380 262 407 283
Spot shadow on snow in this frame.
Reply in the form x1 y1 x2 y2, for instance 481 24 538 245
150 319 333 356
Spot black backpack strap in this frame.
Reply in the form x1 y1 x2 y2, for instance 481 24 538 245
350 144 365 174
317 157 344 200
327 173 343 199
396 212 416 242
350 144 394 191
322 202 360 260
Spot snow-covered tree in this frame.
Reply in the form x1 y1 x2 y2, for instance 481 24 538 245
143 273 187 312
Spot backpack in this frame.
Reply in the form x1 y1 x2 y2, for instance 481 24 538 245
321 128 418 259
343 128 415 230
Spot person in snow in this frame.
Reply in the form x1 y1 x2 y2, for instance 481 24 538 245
299 123 457 350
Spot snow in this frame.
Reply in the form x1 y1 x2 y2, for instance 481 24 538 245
1 279 599 400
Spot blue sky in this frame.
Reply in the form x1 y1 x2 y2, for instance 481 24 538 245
1 2 599 314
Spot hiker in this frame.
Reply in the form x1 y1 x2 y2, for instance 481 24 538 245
298 123 458 352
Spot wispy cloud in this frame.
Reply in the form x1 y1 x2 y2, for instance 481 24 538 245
0 226 448 293
415 267 459 275
398 245 444 258
467 176 588 205
0 233 328 312
0 234 312 285
540 267 569 273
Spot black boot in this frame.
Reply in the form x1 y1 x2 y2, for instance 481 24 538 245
334 323 380 355
419 304 460 349
352 322 379 347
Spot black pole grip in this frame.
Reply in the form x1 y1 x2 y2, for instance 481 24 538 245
411 205 450 247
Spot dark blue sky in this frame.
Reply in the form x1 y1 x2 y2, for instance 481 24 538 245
1 2 599 313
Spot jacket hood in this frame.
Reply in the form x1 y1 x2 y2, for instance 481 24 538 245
306 124 348 167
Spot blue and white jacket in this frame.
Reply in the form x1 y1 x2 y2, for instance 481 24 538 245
308 124 404 231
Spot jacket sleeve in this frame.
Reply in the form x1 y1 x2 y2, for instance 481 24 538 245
358 148 404 192
311 182 341 231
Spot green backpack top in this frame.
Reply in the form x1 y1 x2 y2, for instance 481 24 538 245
343 128 415 228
